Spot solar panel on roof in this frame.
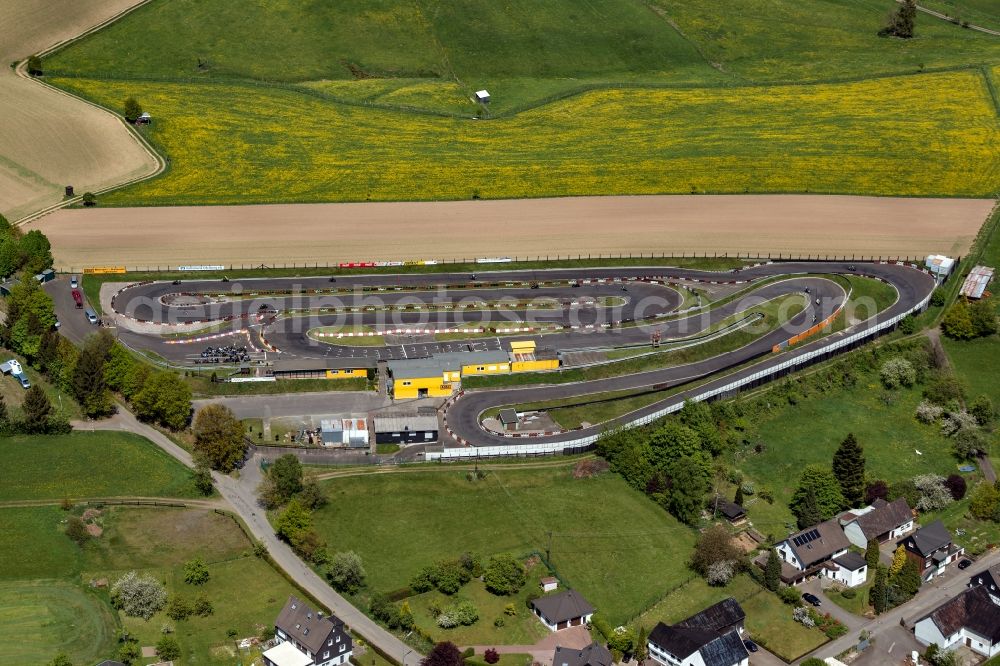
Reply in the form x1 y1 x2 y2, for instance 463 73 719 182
792 529 821 547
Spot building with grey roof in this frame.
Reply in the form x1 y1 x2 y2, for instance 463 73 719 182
553 642 613 666
647 598 749 666
373 412 439 444
266 595 352 666
530 590 595 631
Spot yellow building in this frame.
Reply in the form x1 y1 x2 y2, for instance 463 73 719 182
509 340 560 373
271 358 374 380
387 360 455 399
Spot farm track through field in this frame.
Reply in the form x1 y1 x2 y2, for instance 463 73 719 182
0 496 223 509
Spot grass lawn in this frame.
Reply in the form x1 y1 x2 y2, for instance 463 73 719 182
0 505 308 665
923 495 1000 556
48 70 1000 208
312 466 697 625
636 574 827 662
0 351 81 421
0 431 200 501
737 380 961 536
941 335 1000 406
0 579 118 666
407 567 550 646
826 578 873 617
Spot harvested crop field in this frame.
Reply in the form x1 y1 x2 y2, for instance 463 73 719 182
0 0 159 223
36 194 994 270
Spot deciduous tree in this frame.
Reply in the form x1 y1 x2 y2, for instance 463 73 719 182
111 571 167 620
327 551 366 593
941 300 976 340
133 371 192 430
123 97 143 123
483 553 526 595
192 403 245 471
183 557 210 585
421 642 464 666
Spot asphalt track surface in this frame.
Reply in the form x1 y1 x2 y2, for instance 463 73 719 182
58 262 934 447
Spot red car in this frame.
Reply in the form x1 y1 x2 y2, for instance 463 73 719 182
71 289 83 309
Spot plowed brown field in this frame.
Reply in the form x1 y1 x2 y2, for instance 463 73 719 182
37 194 994 270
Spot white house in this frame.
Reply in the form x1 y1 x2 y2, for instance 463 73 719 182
530 590 594 631
774 519 851 585
648 598 749 666
913 586 1000 659
840 498 914 549
265 596 352 666
828 552 868 588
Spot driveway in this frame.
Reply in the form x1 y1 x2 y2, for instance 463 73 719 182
801 579 866 631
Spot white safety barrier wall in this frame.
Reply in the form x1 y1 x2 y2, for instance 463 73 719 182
428 291 931 460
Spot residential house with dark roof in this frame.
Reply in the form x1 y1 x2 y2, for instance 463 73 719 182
530 590 595 631
264 596 352 666
840 497 915 548
773 519 852 585
913 586 1000 659
552 642 613 666
898 520 963 581
969 563 1000 605
647 598 749 666
830 552 868 588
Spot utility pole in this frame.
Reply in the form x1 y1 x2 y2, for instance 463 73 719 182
546 530 553 561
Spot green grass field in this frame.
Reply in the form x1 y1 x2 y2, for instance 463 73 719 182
921 0 1000 30
737 375 964 535
0 432 200 501
0 505 305 665
312 465 697 625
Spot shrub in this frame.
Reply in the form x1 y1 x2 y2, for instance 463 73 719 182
930 287 946 307
941 410 977 437
913 474 953 512
840 588 857 599
706 560 735 586
194 595 213 617
327 551 366 594
166 596 193 621
880 357 916 389
155 635 180 661
483 554 526 595
64 515 91 545
183 557 210 585
792 606 815 627
452 600 479 626
970 395 995 426
493 617 504 628
484 649 500 665
778 586 801 605
915 400 943 424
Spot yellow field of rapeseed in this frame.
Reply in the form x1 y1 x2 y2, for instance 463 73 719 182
52 69 1000 206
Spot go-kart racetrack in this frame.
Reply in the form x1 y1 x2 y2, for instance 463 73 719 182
59 261 935 449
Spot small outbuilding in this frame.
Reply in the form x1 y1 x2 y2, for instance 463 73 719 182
373 412 438 445
320 417 369 448
474 89 490 104
960 265 994 300
540 576 559 593
499 408 519 431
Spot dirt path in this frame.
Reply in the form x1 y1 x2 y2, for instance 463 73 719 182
37 195 994 270
0 0 160 223
309 454 595 481
0 496 224 509
901 0 1000 36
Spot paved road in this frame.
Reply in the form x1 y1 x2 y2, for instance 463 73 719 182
443 261 934 447
90 406 421 666
805 548 1000 662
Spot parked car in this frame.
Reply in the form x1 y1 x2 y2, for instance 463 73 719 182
17 375 30 389
802 593 822 607
69 275 78 288
958 558 972 570
85 308 99 324
743 640 759 653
